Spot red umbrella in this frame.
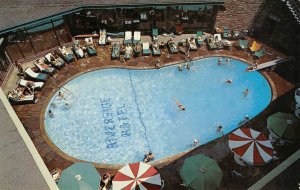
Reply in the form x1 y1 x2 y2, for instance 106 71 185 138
112 162 161 190
228 128 274 165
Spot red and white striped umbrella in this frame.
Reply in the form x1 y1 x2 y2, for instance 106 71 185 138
228 128 274 165
112 162 161 190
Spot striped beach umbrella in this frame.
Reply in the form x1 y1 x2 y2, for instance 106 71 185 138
112 162 161 190
228 128 274 165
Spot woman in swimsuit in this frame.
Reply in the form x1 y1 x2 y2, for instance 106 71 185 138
175 98 185 111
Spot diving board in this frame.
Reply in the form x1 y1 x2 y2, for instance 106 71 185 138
247 57 293 72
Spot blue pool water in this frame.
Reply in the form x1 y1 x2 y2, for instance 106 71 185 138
44 57 272 164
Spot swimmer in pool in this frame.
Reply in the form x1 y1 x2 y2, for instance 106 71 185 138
174 98 185 111
243 88 249 97
225 79 233 84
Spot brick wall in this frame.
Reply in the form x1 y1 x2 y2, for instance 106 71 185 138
215 0 265 30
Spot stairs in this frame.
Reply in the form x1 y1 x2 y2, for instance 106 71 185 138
285 0 300 24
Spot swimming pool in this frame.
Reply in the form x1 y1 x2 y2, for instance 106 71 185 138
44 57 272 164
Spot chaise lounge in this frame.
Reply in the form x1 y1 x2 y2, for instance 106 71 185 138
99 29 106 45
33 59 56 74
18 79 44 91
58 46 75 63
45 53 65 68
111 42 120 60
142 42 151 55
124 31 132 45
85 37 97 56
25 67 48 82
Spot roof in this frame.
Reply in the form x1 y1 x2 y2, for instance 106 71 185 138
0 0 225 33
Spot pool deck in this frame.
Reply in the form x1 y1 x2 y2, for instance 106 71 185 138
3 34 297 189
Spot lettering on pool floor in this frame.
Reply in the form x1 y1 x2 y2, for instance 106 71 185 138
100 98 132 149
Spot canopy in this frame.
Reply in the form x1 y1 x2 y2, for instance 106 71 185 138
267 112 300 141
58 162 100 190
229 128 274 165
112 162 161 190
180 154 223 190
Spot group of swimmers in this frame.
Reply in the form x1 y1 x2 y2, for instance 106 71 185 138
178 62 191 71
218 57 231 65
48 91 70 118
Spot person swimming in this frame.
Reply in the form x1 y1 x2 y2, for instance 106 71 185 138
243 88 249 97
178 64 183 71
218 57 222 65
175 98 185 111
225 79 233 84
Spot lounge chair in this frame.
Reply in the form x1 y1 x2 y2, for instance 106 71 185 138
187 37 197 51
152 42 161 56
99 29 106 45
213 34 222 42
133 43 142 57
250 41 262 52
33 59 56 74
133 31 141 45
152 28 158 42
44 53 65 68
239 39 249 50
25 67 48 82
124 45 133 60
196 31 205 46
72 44 85 59
85 37 97 56
254 48 266 59
142 42 151 55
111 43 120 60
18 79 44 91
124 31 132 45
167 39 179 54
7 88 35 105
58 46 75 63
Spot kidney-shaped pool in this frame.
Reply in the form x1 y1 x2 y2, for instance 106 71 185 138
44 57 272 164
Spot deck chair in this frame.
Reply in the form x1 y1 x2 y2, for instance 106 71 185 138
133 31 141 45
124 45 133 60
124 31 132 45
196 31 205 46
187 38 197 51
58 46 75 63
85 37 97 56
33 59 56 74
250 41 262 52
7 88 35 105
99 29 106 45
254 48 266 59
239 39 249 50
152 42 161 56
167 39 179 54
213 34 222 42
44 53 65 68
152 28 158 42
72 44 85 59
25 67 48 82
142 42 151 55
111 43 120 60
18 79 44 90
175 24 183 35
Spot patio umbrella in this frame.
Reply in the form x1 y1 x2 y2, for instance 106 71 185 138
58 162 100 190
267 112 300 141
180 154 223 190
112 162 162 190
228 128 274 165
